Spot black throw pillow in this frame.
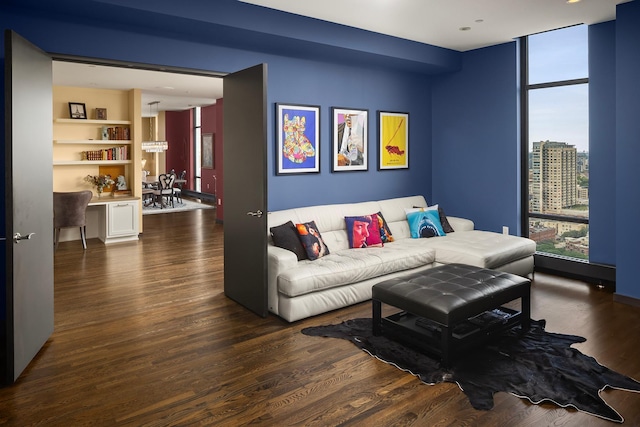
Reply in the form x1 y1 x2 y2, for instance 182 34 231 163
270 220 308 261
437 206 455 233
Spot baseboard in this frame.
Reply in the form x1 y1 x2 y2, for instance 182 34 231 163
534 253 616 292
183 190 216 203
613 293 640 308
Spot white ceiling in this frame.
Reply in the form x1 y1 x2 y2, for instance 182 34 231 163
241 0 629 52
52 62 222 116
53 0 629 112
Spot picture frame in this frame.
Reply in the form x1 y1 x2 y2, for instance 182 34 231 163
276 103 320 175
331 107 368 172
378 111 409 170
202 133 214 169
95 108 107 120
68 102 87 119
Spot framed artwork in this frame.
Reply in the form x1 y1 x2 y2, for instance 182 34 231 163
378 111 409 170
276 103 320 175
202 133 214 169
68 102 87 119
332 107 368 172
95 108 107 120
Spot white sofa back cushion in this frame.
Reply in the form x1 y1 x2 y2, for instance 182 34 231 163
267 195 429 253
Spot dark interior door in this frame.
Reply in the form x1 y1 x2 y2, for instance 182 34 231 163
223 64 268 317
3 30 54 384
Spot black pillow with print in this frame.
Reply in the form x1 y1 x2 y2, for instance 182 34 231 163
270 220 308 261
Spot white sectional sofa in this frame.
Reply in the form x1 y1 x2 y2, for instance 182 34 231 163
267 195 536 322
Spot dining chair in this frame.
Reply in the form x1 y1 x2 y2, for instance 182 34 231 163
53 190 93 250
152 173 176 208
173 170 186 204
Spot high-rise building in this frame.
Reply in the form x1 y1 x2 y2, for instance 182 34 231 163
530 141 577 213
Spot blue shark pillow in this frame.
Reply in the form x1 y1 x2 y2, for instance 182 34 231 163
406 209 446 238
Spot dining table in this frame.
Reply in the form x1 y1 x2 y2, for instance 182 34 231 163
142 175 186 208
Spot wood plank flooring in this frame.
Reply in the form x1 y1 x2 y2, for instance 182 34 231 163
1 207 639 426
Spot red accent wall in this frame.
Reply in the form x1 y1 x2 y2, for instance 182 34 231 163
165 109 193 188
214 99 224 221
201 104 216 195
164 104 223 222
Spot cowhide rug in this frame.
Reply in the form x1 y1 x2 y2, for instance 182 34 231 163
302 318 640 423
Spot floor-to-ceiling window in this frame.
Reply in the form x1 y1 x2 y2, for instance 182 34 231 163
523 25 590 263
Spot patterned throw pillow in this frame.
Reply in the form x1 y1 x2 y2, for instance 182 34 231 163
270 220 308 261
376 211 394 243
409 204 454 233
406 209 446 238
295 221 330 260
344 214 383 249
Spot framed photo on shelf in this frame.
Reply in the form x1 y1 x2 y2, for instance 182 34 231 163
68 102 87 119
378 111 409 170
95 108 107 120
276 103 320 175
202 133 214 169
331 107 368 172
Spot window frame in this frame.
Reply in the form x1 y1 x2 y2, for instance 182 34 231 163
519 30 613 285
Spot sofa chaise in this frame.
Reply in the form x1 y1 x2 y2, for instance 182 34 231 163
267 195 536 322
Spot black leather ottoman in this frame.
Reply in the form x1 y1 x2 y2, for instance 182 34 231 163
372 263 531 366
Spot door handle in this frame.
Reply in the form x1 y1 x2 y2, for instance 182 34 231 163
13 232 35 243
246 210 263 218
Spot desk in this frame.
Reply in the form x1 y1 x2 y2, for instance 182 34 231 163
89 196 140 244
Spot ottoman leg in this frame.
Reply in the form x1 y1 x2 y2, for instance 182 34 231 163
372 299 382 336
441 324 452 367
521 288 531 332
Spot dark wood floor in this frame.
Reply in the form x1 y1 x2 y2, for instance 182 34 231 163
1 207 639 426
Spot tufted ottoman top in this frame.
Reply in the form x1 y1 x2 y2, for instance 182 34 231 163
372 263 530 325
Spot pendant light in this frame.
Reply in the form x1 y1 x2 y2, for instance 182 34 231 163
142 101 169 152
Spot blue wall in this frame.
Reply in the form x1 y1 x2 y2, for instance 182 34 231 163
615 0 640 299
2 0 640 303
589 22 617 266
431 42 520 233
267 60 433 210
0 1 454 214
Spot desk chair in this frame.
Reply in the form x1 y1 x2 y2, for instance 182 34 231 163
53 190 93 250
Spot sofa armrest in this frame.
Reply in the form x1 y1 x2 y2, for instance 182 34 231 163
267 245 299 316
447 216 474 232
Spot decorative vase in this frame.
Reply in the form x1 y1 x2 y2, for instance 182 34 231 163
97 186 103 198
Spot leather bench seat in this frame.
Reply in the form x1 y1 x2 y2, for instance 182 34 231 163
372 263 531 365
372 263 530 325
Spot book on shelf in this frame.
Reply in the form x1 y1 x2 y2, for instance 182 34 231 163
102 126 131 140
81 145 129 161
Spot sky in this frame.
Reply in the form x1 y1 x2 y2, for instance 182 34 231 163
527 25 589 153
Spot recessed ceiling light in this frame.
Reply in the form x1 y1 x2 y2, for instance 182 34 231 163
475 19 484 23
459 26 471 31
567 0 581 3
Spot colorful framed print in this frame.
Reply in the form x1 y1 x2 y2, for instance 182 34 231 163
378 111 409 170
276 103 320 175
332 107 368 172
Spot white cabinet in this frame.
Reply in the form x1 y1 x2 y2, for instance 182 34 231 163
92 198 140 244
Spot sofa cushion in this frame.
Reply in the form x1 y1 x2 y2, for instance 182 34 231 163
345 214 383 248
270 220 308 261
436 206 455 233
423 230 536 269
406 209 446 238
376 211 394 243
296 221 330 260
277 241 436 297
